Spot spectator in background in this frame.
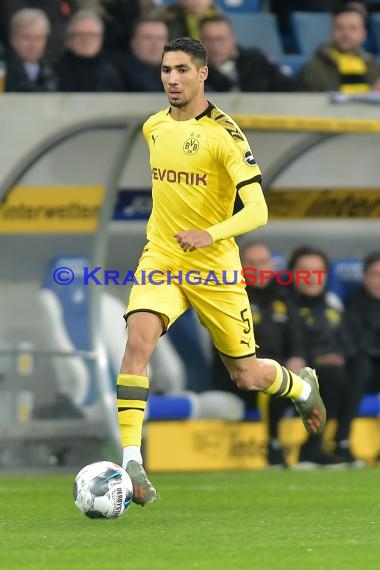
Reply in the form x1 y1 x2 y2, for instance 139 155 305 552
101 0 154 57
5 8 57 92
211 242 306 468
55 9 122 92
0 1 84 64
289 246 364 468
298 3 380 93
269 0 367 41
346 251 380 400
116 16 168 92
156 0 221 41
200 15 299 92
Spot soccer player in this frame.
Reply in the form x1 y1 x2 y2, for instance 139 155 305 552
117 37 326 505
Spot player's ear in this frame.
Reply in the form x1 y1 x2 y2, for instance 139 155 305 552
200 65 208 81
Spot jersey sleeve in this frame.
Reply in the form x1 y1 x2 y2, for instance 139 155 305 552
215 118 262 190
206 118 268 242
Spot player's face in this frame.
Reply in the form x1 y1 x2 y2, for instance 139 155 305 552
363 260 380 299
161 51 208 108
292 254 327 297
332 12 366 53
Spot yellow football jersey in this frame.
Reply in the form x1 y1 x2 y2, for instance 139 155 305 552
143 102 262 269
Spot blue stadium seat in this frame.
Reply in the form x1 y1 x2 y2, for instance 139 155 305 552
41 256 97 405
147 393 199 420
42 256 91 351
272 251 287 272
327 258 363 303
277 54 308 76
216 0 262 12
290 12 332 54
370 13 380 53
357 393 380 417
227 12 284 56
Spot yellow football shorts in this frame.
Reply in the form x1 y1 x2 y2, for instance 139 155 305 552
126 247 256 358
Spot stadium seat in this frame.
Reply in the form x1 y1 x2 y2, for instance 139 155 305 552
146 392 200 420
357 393 380 417
370 13 380 53
277 54 308 76
197 391 245 420
41 256 98 407
272 251 287 272
290 12 332 54
37 288 91 411
327 258 363 303
216 0 262 12
42 256 92 351
227 13 284 57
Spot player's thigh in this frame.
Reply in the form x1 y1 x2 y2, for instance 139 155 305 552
126 249 189 330
185 282 256 358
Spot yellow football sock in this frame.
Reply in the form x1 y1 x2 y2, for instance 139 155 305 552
117 374 149 447
263 359 305 400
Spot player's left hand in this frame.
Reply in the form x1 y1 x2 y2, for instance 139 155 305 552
174 230 213 252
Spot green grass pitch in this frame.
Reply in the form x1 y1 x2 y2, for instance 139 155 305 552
0 468 379 570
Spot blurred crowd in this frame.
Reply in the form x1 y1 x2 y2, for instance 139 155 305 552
0 0 379 93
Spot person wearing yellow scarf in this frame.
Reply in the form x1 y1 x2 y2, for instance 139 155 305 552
299 4 380 93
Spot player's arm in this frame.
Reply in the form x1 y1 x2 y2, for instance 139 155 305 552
175 181 267 250
206 179 268 242
207 121 268 242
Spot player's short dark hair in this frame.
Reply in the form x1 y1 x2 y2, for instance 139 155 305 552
363 251 380 273
333 2 368 23
288 246 329 272
162 37 207 67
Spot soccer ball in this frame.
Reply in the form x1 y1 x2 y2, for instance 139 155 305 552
73 461 133 519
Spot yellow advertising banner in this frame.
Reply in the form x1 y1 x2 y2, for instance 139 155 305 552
0 185 105 233
146 419 380 473
266 188 380 219
233 114 380 134
146 419 306 473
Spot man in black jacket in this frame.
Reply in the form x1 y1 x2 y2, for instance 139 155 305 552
55 9 122 92
5 8 57 92
346 251 380 400
117 16 168 92
211 242 306 467
200 14 299 92
289 246 364 468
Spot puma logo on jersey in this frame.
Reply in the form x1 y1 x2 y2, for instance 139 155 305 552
240 339 251 347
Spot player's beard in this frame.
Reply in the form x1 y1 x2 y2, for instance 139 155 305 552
169 99 186 108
